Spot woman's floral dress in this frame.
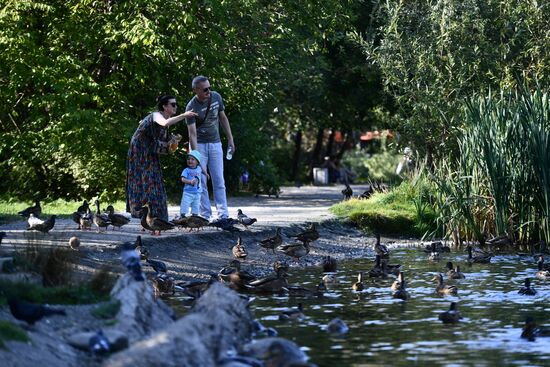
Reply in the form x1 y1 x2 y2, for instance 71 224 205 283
126 113 169 220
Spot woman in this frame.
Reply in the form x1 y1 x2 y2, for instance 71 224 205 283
126 95 197 220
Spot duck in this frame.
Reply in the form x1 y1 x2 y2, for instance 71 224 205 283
427 242 441 261
392 277 410 300
172 215 209 231
467 246 492 264
327 318 349 335
175 274 218 299
438 302 462 324
237 209 257 228
535 261 550 280
93 200 111 232
352 272 364 291
134 236 149 260
285 284 324 298
139 206 155 234
433 274 458 295
423 241 450 253
232 237 248 260
278 303 305 322
374 233 389 259
321 255 338 272
145 257 168 274
144 204 175 235
322 273 338 287
290 223 319 244
368 255 388 278
536 255 550 271
521 316 550 341
272 260 289 274
445 262 466 279
79 208 93 231
278 241 310 262
391 271 406 291
382 259 401 276
518 278 537 295
27 215 56 233
249 267 289 294
341 184 353 200
18 200 42 218
218 260 256 290
106 205 130 230
151 273 175 297
258 228 283 254
72 200 89 229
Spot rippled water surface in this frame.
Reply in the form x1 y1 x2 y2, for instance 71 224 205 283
173 248 550 366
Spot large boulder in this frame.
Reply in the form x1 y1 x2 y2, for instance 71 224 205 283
105 282 254 367
110 273 175 343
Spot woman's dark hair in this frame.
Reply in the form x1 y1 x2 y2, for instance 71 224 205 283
157 95 176 111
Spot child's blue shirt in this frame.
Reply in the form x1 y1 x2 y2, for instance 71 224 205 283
181 166 202 194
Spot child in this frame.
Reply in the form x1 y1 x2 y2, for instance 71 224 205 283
180 150 203 217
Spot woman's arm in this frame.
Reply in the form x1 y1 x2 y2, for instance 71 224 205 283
154 111 196 127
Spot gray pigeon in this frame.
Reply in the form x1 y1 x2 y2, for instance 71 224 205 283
237 209 257 228
88 329 110 357
120 242 144 281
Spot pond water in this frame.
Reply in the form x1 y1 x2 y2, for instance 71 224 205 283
171 248 550 366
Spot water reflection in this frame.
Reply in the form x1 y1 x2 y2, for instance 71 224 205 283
170 248 550 366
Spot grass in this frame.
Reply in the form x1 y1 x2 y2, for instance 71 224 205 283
330 180 437 238
0 199 127 225
0 321 29 349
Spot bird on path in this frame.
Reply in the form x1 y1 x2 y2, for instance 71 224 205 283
27 213 43 228
88 329 110 357
258 228 283 254
237 209 257 228
79 208 93 231
341 184 353 200
232 237 248 260
27 215 56 233
290 223 319 245
438 302 462 324
72 200 89 229
146 257 168 274
144 204 174 235
18 201 42 218
120 241 144 281
8 298 66 325
279 242 310 262
93 200 111 232
106 205 130 230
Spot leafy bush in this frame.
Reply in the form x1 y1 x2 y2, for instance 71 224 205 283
342 149 403 183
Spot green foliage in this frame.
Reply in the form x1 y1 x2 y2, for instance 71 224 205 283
330 178 437 237
0 321 29 349
91 300 121 320
342 149 402 183
0 280 111 305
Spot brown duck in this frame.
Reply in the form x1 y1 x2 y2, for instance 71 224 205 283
321 255 337 272
278 241 310 262
232 237 248 260
218 259 256 290
72 200 89 229
93 200 111 232
290 223 319 244
433 273 458 295
249 267 289 294
172 215 209 231
106 205 130 230
259 228 283 254
144 205 175 235
79 208 93 231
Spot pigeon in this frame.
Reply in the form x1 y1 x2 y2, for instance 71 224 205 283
17 201 42 218
146 257 168 274
88 329 110 357
120 241 144 281
27 213 43 228
26 215 56 233
7 298 66 325
237 209 257 228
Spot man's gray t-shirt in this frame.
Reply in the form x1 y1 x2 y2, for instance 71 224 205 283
185 91 225 143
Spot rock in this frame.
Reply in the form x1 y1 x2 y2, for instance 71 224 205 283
104 282 254 367
66 330 128 353
242 337 310 367
0 272 42 284
0 257 14 272
109 273 175 343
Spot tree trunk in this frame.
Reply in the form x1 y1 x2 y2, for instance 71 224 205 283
308 127 325 180
290 130 302 182
336 130 354 160
326 129 335 158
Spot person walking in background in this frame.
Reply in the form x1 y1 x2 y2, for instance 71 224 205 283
180 150 203 217
126 95 197 220
185 75 235 225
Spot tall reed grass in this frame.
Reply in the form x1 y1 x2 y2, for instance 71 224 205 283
432 86 550 246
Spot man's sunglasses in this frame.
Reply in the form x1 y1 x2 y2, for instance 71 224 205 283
170 102 178 107
202 87 211 93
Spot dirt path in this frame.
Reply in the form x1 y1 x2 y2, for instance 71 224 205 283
0 184 383 281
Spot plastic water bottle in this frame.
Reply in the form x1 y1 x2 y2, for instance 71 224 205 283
226 146 233 160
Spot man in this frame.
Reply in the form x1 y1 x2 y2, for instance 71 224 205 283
185 75 235 224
